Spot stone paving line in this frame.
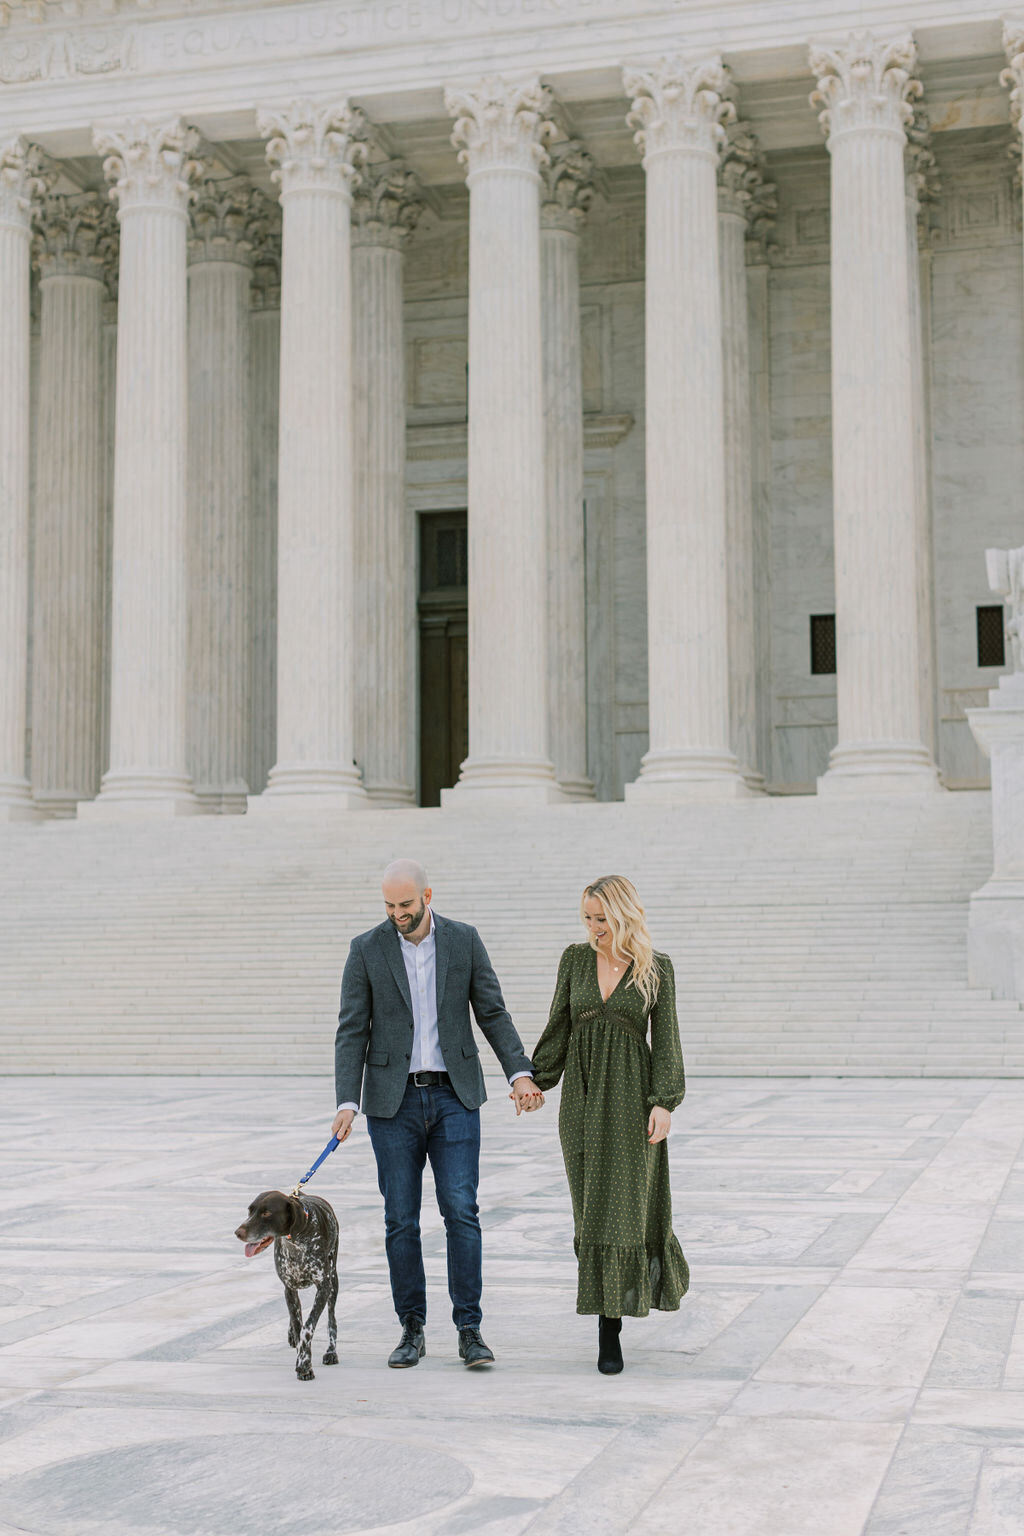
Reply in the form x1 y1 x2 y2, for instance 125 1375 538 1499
0 1076 1023 1535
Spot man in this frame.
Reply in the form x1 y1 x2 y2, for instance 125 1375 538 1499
331 859 544 1369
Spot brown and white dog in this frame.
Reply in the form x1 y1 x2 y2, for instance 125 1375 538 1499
234 1190 339 1380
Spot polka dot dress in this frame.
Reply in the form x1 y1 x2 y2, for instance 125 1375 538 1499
532 943 690 1318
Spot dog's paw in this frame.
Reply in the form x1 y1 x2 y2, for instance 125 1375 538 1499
322 1349 339 1366
296 1366 315 1381
288 1329 300 1348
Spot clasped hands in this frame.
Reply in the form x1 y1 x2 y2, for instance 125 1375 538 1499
509 1076 545 1116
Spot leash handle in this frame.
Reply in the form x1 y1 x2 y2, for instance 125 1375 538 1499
291 1135 340 1198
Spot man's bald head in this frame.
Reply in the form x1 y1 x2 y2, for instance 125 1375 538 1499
381 860 432 943
382 858 428 894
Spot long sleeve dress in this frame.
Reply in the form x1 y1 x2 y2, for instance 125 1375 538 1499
532 942 689 1317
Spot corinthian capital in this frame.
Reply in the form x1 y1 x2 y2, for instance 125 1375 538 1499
0 136 54 234
809 31 920 142
1002 21 1024 138
623 57 734 164
32 190 115 281
445 75 555 178
351 161 424 249
718 122 777 257
188 174 263 265
93 118 201 215
540 140 595 232
258 100 368 198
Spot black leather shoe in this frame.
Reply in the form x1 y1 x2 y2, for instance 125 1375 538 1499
458 1326 495 1367
388 1317 425 1368
598 1315 623 1375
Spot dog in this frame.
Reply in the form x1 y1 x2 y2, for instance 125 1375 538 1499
234 1190 339 1380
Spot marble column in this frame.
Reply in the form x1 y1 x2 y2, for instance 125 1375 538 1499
82 118 201 818
251 98 368 812
30 192 112 816
541 139 596 801
0 137 49 822
718 123 773 794
810 32 940 794
351 162 422 806
905 111 940 764
248 197 281 798
444 75 561 801
623 58 749 801
187 175 256 814
1003 23 1024 314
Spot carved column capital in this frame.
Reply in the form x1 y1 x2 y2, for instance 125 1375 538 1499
1002 21 1024 134
351 161 424 250
718 120 777 256
32 190 115 282
623 56 734 165
93 118 201 216
540 139 595 233
248 189 282 310
905 104 941 241
809 31 920 143
0 136 53 234
445 74 555 179
188 174 262 266
257 99 368 199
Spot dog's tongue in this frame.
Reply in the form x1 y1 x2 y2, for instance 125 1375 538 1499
244 1240 264 1258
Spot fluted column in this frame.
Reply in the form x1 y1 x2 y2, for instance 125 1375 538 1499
444 75 560 800
810 32 940 794
248 199 281 797
541 140 595 800
906 111 940 763
81 118 201 818
352 163 422 806
30 192 113 816
718 124 774 793
623 59 748 800
251 99 368 811
0 138 49 821
187 175 256 814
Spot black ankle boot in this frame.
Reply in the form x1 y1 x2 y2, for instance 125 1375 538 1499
598 1315 623 1375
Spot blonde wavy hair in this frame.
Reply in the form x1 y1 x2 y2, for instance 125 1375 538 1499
581 874 660 1012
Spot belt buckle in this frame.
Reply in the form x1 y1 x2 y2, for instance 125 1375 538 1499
412 1070 432 1088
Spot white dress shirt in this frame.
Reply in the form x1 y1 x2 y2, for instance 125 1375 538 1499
404 911 445 1073
337 911 531 1115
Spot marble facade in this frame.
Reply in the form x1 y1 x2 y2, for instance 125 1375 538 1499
2 4 1024 815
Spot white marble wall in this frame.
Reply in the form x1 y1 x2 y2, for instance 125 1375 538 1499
764 153 836 794
930 133 1024 791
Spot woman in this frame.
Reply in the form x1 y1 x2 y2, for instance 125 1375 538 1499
530 874 688 1374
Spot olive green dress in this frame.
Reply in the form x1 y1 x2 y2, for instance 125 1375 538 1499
532 943 689 1318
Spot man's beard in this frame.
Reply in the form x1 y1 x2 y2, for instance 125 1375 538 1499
390 901 427 936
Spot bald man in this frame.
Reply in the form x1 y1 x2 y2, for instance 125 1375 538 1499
332 860 543 1368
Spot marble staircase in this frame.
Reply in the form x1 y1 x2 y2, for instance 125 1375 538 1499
0 789 1021 1076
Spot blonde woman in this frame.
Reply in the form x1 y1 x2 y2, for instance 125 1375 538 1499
530 875 688 1374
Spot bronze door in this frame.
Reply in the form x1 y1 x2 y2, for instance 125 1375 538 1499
418 511 468 806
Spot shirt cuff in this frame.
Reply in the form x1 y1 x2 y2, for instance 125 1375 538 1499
508 1073 534 1087
337 1103 359 1115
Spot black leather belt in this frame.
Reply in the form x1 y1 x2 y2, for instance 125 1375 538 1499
410 1070 451 1088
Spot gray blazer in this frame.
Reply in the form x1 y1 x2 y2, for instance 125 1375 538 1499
335 912 533 1118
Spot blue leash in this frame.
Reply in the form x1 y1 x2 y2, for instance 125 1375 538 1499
290 1135 340 1197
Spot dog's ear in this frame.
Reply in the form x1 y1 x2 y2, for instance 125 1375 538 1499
285 1198 302 1235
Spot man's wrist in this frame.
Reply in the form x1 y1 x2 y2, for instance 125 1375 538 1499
336 1103 358 1116
509 1073 535 1088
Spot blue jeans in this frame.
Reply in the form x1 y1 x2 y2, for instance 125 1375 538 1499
366 1079 482 1330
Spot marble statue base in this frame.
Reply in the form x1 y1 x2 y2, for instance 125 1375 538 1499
967 672 1024 998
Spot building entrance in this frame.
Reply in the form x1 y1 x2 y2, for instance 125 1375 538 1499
418 510 468 806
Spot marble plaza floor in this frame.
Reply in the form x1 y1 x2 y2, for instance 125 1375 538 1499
1 1078 1024 1535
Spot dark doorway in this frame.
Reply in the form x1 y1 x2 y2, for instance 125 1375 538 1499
419 510 468 806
